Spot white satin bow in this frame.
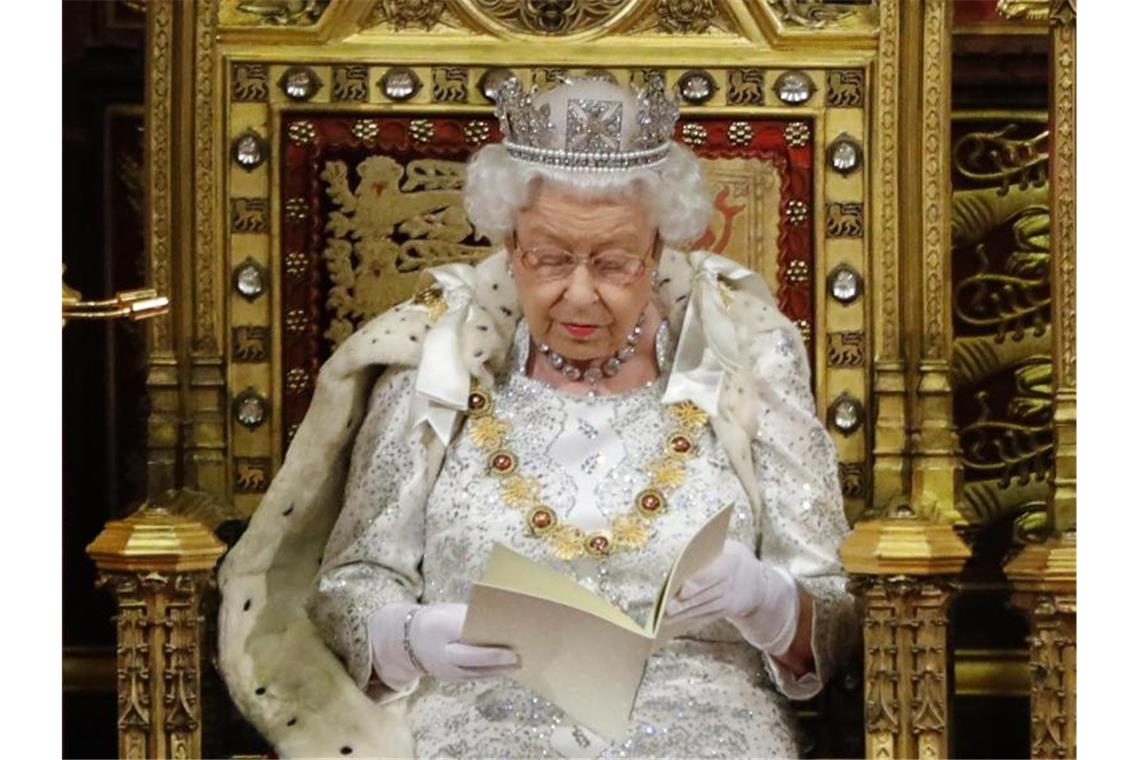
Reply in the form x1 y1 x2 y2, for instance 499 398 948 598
409 264 481 444
660 251 778 421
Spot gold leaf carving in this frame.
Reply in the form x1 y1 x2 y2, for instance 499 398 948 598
321 155 489 348
767 0 857 28
472 0 626 35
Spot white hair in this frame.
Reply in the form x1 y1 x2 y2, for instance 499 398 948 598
463 142 712 248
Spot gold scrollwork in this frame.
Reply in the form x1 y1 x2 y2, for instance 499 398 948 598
231 0 329 26
954 126 1049 196
959 359 1053 489
996 0 1050 22
767 0 857 28
953 210 1050 342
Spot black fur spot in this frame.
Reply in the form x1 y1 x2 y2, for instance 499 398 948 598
476 325 489 332
287 718 297 727
409 335 418 342
371 338 377 344
341 747 353 755
474 351 484 359
492 283 498 290
283 504 294 516
500 307 512 317
243 599 251 611
256 687 266 695
659 277 672 285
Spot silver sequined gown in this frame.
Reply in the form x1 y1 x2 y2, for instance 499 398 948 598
308 321 855 758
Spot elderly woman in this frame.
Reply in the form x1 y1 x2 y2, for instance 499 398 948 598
219 76 854 758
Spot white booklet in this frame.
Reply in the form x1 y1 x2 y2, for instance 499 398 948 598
460 506 732 740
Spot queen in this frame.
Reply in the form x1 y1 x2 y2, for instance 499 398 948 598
219 75 856 758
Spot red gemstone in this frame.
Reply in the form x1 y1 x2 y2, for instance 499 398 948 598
492 454 513 471
672 436 692 453
531 510 552 529
589 536 609 552
642 494 660 511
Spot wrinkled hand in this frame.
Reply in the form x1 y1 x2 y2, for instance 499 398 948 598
370 602 519 689
663 540 800 654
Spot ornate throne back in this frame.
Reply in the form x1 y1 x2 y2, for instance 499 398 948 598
158 1 889 756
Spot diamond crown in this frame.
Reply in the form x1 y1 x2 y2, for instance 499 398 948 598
491 75 679 172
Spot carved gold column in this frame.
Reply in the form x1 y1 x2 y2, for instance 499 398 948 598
871 0 909 512
144 0 180 494
841 508 971 759
909 0 963 524
87 502 225 759
144 0 227 498
1004 2 1077 757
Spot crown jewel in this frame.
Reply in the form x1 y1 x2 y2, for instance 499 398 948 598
491 75 679 172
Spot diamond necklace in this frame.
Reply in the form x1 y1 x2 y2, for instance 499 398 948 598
535 313 646 399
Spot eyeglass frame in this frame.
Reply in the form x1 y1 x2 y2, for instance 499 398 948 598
508 231 662 286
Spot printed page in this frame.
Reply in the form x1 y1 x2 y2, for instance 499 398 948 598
460 506 733 739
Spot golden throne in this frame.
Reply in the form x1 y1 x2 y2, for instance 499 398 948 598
81 1 1077 757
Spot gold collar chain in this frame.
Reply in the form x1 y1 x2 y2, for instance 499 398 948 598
465 381 709 561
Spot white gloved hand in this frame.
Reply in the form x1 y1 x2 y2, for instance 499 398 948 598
663 540 801 655
369 602 519 691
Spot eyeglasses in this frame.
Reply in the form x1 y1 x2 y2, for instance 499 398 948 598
513 235 657 286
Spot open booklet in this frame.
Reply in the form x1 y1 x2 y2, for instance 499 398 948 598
459 506 733 740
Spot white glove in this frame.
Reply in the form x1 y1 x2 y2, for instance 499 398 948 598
369 602 519 691
663 540 800 655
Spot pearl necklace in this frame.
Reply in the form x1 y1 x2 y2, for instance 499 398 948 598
535 313 646 399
